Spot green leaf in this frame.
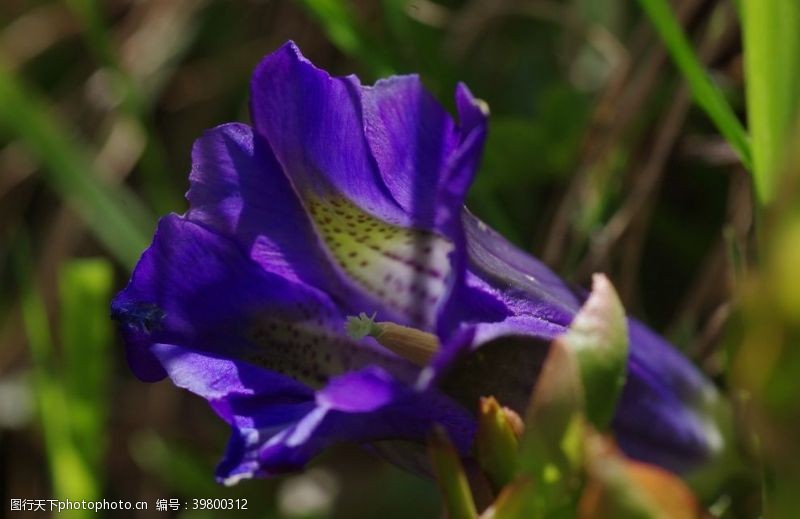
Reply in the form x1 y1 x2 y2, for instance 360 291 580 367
475 397 522 492
636 0 752 171
15 243 100 517
59 259 113 476
742 0 800 202
517 339 585 516
512 275 628 515
428 426 478 519
560 274 628 430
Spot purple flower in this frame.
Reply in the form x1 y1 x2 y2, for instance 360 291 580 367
112 42 724 484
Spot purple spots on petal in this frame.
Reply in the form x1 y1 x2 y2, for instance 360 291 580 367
305 196 454 326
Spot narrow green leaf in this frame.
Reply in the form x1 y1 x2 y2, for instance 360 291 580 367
742 0 800 202
475 397 522 492
636 0 752 171
428 426 478 519
59 259 113 477
560 274 628 430
0 60 155 268
15 242 98 518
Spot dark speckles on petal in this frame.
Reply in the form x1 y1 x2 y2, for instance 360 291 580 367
306 196 454 326
246 306 403 389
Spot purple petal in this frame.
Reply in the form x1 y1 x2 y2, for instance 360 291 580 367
151 343 311 403
612 361 722 473
248 43 493 330
148 343 315 483
253 366 475 480
186 122 329 287
112 214 414 387
462 210 582 319
432 210 723 472
361 77 487 236
627 319 711 403
427 211 580 384
249 41 406 224
362 75 458 229
150 343 473 484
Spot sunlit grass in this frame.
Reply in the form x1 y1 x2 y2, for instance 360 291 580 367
742 0 800 202
636 0 752 172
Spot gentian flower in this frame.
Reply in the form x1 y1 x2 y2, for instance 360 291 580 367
112 41 725 484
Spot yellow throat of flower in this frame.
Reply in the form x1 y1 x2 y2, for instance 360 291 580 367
307 196 453 327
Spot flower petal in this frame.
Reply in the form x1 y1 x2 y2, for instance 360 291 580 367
613 321 723 472
361 78 487 235
185 122 329 288
248 43 493 329
253 366 475 480
150 343 474 484
627 320 712 403
250 41 405 223
462 210 582 319
431 211 724 473
112 214 414 388
148 343 314 483
362 74 458 228
612 362 722 473
427 211 580 384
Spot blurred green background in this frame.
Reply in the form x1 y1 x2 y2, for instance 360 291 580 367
1 0 798 517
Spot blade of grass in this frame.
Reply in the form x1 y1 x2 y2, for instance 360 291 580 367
742 0 800 203
0 59 155 268
636 0 752 172
60 258 113 479
15 241 99 518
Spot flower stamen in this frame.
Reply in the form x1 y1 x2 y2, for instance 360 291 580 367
346 312 439 367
